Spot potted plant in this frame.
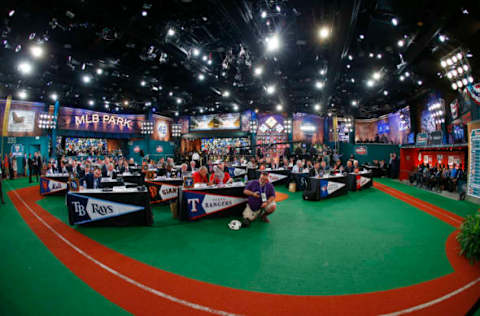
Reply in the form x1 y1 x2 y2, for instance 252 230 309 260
457 213 480 264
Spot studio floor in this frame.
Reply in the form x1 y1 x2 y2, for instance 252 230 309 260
1 177 479 315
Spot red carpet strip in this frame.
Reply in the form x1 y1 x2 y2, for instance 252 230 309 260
7 185 480 316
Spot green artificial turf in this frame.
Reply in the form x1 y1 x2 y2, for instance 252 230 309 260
38 184 456 295
0 178 129 316
375 178 479 218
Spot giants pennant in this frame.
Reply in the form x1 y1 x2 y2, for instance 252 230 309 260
68 193 144 225
184 191 247 220
40 178 68 195
320 180 346 198
356 176 371 189
146 181 181 203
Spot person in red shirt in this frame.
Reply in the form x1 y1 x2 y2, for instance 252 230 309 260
192 166 209 184
209 163 232 185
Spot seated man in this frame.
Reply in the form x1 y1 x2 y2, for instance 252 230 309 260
353 160 361 172
177 163 189 178
192 166 209 184
243 171 276 223
332 160 343 172
106 163 117 179
291 160 304 173
309 161 323 177
448 164 461 192
344 160 354 173
209 163 233 185
80 167 102 189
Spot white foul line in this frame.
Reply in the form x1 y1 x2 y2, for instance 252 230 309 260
380 277 480 316
11 188 239 316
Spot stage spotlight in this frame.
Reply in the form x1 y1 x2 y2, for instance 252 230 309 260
367 80 374 87
17 61 33 75
50 93 58 101
314 104 321 111
318 27 330 39
391 18 398 26
451 83 458 90
233 104 239 111
176 98 182 104
441 60 447 68
124 100 129 106
265 34 281 53
254 66 263 76
315 81 324 89
222 90 230 97
141 80 147 86
468 76 474 83
88 100 95 106
383 90 389 96
142 10 148 16
351 100 357 106
266 85 276 94
207 59 212 65
417 80 423 86
405 72 410 77
198 73 205 81
193 48 200 56
18 90 27 99
399 75 405 81
372 72 381 80
82 75 92 83
96 68 103 75
276 104 283 111
167 28 175 37
377 53 382 59
261 11 267 18
438 34 446 42
397 40 405 47
30 45 44 58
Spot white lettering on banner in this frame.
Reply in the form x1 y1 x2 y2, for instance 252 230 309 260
201 195 247 214
358 176 371 187
72 201 86 216
188 198 200 212
81 196 143 221
48 179 68 193
74 114 133 128
159 184 178 200
327 181 345 194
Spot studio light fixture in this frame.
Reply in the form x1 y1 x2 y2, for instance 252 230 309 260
17 61 33 75
265 34 281 53
440 48 474 91
17 90 27 99
30 45 44 58
318 26 330 39
266 85 276 95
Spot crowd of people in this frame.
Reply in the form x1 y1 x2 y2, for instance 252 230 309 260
409 162 466 195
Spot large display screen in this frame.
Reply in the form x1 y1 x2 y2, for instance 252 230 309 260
152 114 171 141
292 113 324 144
58 107 144 134
8 109 36 133
189 113 240 131
355 106 411 144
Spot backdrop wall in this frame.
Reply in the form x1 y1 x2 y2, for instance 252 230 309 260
339 143 399 165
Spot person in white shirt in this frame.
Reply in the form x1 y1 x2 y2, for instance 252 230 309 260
292 160 304 173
